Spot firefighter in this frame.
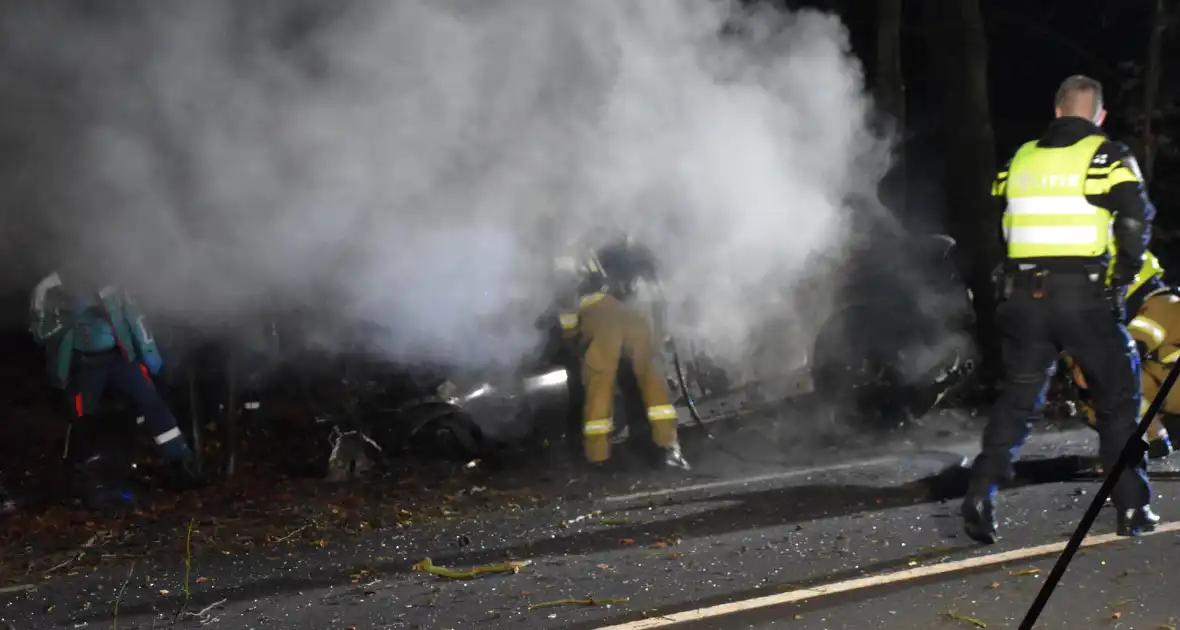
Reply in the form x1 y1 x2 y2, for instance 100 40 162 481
553 234 690 470
1068 252 1174 459
29 271 203 489
1125 251 1167 318
962 75 1158 544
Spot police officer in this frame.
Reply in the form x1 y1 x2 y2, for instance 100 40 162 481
551 233 690 470
963 75 1159 543
30 270 203 490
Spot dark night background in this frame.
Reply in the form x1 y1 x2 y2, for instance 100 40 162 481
0 0 1175 544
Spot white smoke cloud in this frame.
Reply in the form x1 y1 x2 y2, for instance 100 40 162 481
0 0 891 372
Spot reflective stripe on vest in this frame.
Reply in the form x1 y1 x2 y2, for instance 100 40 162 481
1002 135 1112 259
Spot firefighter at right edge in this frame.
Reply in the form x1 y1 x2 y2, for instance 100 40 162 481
555 236 690 470
1070 252 1174 459
962 75 1159 544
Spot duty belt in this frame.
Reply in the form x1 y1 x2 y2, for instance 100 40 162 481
1004 264 1106 300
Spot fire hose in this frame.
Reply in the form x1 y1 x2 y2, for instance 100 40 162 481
1018 353 1180 628
653 283 804 468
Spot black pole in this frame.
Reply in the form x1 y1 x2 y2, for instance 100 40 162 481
1018 355 1180 629
188 363 204 474
225 349 239 478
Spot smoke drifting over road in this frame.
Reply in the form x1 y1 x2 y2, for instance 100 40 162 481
0 0 891 369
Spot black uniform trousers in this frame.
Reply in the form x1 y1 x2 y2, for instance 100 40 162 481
972 269 1151 511
66 349 188 462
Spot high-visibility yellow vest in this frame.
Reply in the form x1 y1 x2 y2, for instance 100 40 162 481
1000 135 1112 259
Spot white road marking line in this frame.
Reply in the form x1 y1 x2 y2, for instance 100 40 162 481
598 520 1180 629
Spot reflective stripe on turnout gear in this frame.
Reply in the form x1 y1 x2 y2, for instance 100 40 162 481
559 313 579 330
1002 135 1113 259
1125 252 1165 297
584 418 614 436
647 404 678 422
1129 316 1166 347
579 292 606 309
154 426 183 445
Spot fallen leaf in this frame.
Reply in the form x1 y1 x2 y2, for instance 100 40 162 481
651 541 668 549
945 612 987 628
196 577 209 584
597 564 611 570
158 589 170 596
1159 625 1176 630
620 538 635 545
315 539 329 548
987 582 1000 589
414 558 531 579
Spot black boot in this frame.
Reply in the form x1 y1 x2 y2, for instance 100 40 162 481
1117 506 1160 537
70 453 140 514
961 484 998 545
159 440 206 490
1148 436 1174 460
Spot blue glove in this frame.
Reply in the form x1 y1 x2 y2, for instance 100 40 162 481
142 351 163 376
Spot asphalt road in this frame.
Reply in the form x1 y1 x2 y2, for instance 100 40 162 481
680 532 1180 629
3 412 1177 630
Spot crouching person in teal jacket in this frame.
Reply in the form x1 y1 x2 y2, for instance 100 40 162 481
30 272 203 492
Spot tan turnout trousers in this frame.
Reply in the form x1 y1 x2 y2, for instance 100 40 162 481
576 293 679 463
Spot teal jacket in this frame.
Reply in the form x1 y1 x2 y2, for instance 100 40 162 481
29 275 163 389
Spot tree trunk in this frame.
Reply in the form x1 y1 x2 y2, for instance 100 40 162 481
876 0 906 212
1142 0 1167 181
922 0 1000 390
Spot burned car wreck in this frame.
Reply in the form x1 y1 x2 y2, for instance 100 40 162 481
809 234 979 429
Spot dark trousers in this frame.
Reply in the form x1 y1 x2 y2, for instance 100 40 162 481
67 350 186 461
972 269 1150 511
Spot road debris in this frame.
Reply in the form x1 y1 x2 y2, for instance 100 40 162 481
945 612 987 628
181 598 228 625
527 597 631 610
1008 568 1041 577
272 524 310 543
41 532 109 578
560 511 603 528
413 558 531 579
